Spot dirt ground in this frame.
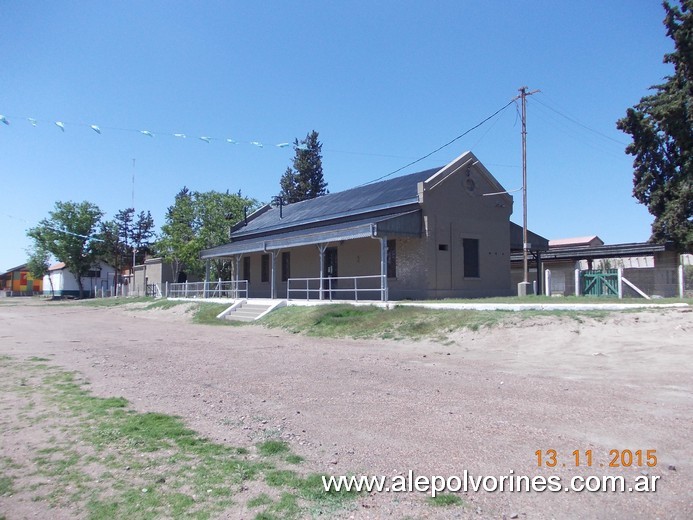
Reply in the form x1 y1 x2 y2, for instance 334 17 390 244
0 299 691 519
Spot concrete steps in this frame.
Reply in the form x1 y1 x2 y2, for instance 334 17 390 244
222 300 286 322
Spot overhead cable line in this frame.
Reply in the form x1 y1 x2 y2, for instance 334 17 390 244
532 95 628 146
359 99 516 186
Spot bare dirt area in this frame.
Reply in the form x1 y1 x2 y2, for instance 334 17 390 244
0 299 691 519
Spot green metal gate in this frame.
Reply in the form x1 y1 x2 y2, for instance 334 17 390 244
580 269 619 297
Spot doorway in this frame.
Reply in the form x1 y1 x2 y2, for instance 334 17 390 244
323 247 338 298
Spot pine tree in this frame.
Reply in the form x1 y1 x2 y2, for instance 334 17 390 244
278 130 328 203
617 0 692 251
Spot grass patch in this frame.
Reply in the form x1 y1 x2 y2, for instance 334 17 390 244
75 297 155 307
192 303 244 326
259 492 301 519
257 301 669 342
258 440 290 457
285 454 304 464
247 493 273 508
0 356 355 519
0 475 13 495
259 304 505 341
428 493 464 507
142 300 187 311
424 295 693 305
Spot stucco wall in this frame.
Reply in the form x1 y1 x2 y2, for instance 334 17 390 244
414 162 513 298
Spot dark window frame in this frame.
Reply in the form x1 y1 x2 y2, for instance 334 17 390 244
281 252 291 282
261 254 270 283
463 238 480 278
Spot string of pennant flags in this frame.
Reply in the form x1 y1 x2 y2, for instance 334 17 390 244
0 113 307 150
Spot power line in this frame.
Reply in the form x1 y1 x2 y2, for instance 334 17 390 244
532 95 628 146
359 99 516 186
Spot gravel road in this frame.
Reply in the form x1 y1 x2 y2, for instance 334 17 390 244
0 300 691 519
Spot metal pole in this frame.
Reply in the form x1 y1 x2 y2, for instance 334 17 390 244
516 86 539 295
520 87 529 286
131 158 136 273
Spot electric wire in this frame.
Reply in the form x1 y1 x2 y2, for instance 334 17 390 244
533 95 628 147
359 99 516 186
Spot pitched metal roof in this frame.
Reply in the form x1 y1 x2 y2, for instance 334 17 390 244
231 167 439 239
202 210 422 258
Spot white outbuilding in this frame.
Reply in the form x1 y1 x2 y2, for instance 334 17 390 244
43 260 116 298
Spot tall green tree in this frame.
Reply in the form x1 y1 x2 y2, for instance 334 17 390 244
28 201 104 298
26 243 53 297
155 188 256 282
156 187 199 283
95 219 123 269
196 190 256 279
132 210 156 265
278 130 328 203
109 208 156 268
617 0 692 251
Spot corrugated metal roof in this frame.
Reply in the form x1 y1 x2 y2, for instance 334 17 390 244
232 167 439 238
518 241 675 262
202 210 422 258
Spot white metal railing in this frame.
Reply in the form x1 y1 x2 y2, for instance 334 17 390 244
287 275 386 302
167 280 248 299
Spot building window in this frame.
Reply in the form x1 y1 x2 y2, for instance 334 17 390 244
281 252 291 282
86 270 101 278
387 240 396 278
438 244 449 251
243 256 250 281
261 254 269 283
463 238 480 278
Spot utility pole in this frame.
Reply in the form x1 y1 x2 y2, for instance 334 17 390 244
131 158 136 281
516 86 539 296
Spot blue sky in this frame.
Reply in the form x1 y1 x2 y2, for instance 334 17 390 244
0 0 674 272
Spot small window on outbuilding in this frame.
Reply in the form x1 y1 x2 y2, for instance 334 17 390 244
281 252 291 282
261 254 269 283
463 238 480 278
438 244 449 251
387 239 396 278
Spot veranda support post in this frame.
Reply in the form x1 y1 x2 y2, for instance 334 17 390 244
575 269 580 296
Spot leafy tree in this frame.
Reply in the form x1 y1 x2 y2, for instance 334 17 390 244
278 130 328 203
156 187 199 283
155 188 256 282
95 219 123 268
26 243 53 297
617 0 692 251
28 201 104 298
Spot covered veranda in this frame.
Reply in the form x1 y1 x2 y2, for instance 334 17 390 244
199 210 422 302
